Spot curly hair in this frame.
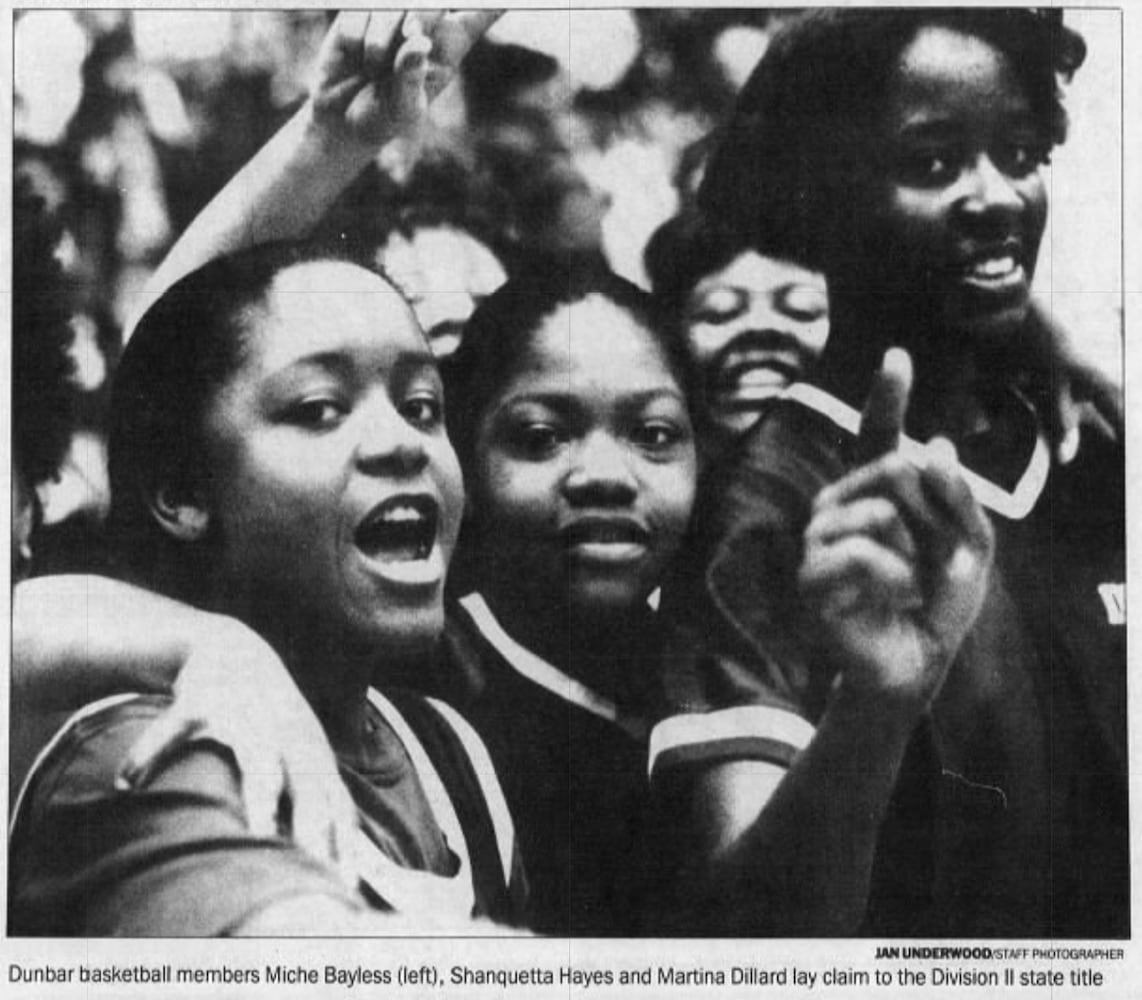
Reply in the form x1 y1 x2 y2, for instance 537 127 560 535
699 8 1085 269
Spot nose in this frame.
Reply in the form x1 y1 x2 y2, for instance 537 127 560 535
563 430 637 506
355 394 429 477
959 153 1022 216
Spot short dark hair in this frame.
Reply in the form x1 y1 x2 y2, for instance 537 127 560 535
106 241 402 601
699 8 1085 268
442 257 695 480
644 209 755 319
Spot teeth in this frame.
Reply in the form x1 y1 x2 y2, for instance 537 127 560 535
970 256 1016 278
381 505 425 523
357 501 435 562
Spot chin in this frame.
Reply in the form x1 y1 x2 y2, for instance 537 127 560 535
568 579 650 622
358 605 445 660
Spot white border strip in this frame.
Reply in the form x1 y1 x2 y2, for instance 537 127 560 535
427 696 517 888
458 592 623 726
9 692 141 836
648 704 816 778
784 382 1050 520
366 688 476 921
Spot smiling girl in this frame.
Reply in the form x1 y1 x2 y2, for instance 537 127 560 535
675 8 1126 936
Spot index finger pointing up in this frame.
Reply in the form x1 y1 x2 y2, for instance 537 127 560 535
856 347 913 465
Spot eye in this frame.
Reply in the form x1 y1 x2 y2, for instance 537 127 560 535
630 420 686 454
284 397 346 429
688 287 747 325
401 392 443 429
511 422 566 459
995 141 1051 178
895 149 959 187
779 284 829 323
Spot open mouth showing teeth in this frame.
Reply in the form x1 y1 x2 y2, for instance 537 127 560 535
964 256 1019 280
719 360 800 391
355 497 437 562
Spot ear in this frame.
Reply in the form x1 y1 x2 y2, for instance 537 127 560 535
147 481 211 542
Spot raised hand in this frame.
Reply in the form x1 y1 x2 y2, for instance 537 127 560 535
310 10 501 150
798 349 994 713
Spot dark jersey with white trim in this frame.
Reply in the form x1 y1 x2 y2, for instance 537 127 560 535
9 687 524 936
430 596 668 936
658 386 1128 938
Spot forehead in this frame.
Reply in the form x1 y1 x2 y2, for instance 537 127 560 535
887 25 1030 121
513 294 679 391
692 251 826 297
244 260 425 370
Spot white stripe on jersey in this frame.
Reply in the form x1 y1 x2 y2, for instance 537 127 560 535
648 703 816 778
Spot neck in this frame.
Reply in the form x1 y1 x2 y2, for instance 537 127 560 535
215 595 377 758
819 289 1013 444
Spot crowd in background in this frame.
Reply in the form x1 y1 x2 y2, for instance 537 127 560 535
13 9 791 552
11 8 1123 569
9 7 1128 941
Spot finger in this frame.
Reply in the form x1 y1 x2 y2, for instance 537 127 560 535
425 10 502 99
1049 377 1082 465
432 9 502 66
328 786 364 889
816 451 925 518
800 536 922 613
1085 371 1124 440
806 495 917 563
361 10 405 79
287 766 340 868
117 712 202 791
855 347 913 464
231 737 286 840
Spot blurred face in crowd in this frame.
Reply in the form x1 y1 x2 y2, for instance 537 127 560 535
379 224 507 359
849 25 1048 352
684 250 829 437
192 261 464 658
471 296 696 621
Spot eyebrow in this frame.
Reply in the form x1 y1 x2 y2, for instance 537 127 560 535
500 387 687 410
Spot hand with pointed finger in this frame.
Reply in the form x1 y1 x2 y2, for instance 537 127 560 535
310 10 501 151
116 618 361 889
798 349 994 714
1022 300 1122 464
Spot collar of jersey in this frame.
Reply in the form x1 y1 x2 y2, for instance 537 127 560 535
458 592 647 739
782 381 1050 520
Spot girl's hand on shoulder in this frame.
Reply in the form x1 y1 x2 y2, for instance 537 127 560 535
117 615 361 889
1023 300 1122 464
309 10 500 152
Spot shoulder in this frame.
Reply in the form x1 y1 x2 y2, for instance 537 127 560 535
13 695 176 824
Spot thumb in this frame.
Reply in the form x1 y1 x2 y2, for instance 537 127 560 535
856 347 913 464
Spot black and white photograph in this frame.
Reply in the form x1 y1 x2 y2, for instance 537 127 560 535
3 3 1136 996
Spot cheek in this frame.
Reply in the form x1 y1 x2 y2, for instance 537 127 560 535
1020 178 1048 242
686 322 737 365
208 442 333 554
645 455 697 542
432 439 466 551
794 318 830 355
471 451 557 535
